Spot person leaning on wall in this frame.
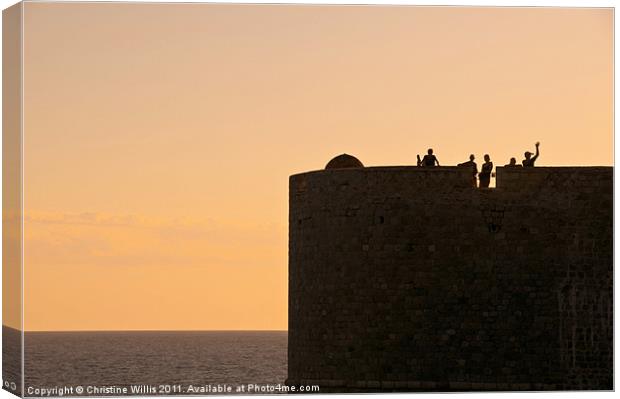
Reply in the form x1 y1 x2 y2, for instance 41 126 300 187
417 148 440 167
504 157 521 167
458 154 478 187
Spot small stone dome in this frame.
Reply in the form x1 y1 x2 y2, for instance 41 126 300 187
325 154 364 169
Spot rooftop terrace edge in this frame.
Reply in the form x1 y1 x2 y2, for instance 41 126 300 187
290 166 613 190
290 165 613 178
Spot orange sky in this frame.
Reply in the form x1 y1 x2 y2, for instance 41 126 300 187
14 3 613 331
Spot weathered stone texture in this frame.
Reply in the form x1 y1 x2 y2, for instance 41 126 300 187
287 166 612 391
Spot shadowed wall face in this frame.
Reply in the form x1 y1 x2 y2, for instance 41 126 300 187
288 167 612 391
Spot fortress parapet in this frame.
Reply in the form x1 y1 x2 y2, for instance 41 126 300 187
287 165 612 391
496 166 612 191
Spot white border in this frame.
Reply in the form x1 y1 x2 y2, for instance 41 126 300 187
0 2 616 399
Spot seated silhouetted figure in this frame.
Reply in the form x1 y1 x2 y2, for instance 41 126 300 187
522 142 540 167
479 154 493 188
419 148 439 167
504 157 521 167
458 154 478 187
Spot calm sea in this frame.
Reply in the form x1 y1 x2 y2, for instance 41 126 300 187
4 328 288 396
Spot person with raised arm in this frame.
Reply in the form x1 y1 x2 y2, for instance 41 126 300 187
522 142 540 167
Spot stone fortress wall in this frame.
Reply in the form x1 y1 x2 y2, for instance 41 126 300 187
287 164 613 391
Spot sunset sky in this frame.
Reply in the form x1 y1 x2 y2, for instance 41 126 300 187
14 3 612 331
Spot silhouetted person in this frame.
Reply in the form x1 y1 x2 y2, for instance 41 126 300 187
419 148 439 167
522 142 540 167
458 154 478 187
479 154 493 188
504 157 521 167
416 154 422 166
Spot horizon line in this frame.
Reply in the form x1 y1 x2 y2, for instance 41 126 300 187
3 325 287 333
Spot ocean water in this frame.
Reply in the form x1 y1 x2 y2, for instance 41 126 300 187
6 329 288 396
2 326 22 395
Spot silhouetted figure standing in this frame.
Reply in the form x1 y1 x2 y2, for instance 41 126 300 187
505 157 521 167
522 142 540 167
419 148 439 167
458 154 478 187
479 154 493 188
416 154 422 166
